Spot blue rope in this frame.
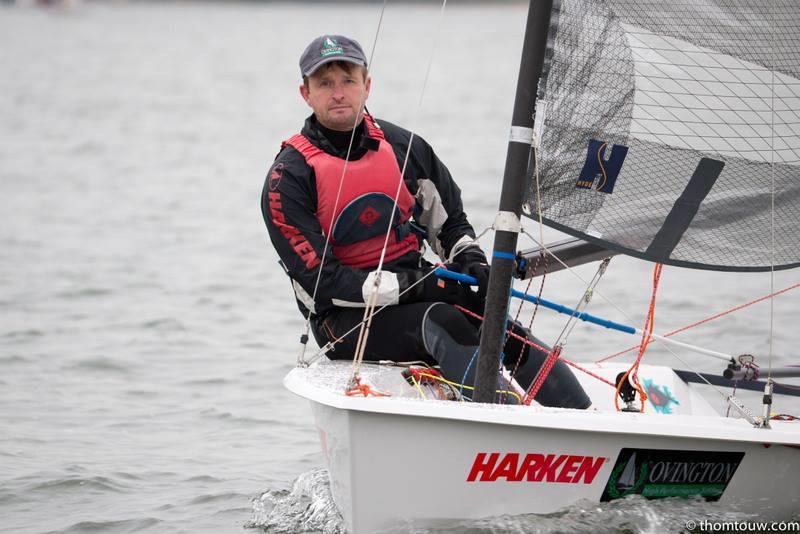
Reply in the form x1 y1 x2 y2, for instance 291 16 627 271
460 347 479 397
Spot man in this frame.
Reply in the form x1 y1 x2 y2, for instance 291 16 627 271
262 35 589 408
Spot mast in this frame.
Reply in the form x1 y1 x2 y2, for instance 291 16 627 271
473 0 554 403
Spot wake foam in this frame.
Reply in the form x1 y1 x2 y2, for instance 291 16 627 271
246 468 344 534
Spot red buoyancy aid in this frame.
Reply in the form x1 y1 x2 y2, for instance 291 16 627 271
283 115 419 269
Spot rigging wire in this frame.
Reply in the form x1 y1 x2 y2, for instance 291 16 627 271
550 259 610 351
768 0 777 383
759 0 779 426
297 0 390 367
349 0 451 388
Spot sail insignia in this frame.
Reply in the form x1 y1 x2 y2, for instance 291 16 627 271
575 139 628 194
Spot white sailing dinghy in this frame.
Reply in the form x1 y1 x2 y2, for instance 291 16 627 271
284 0 800 531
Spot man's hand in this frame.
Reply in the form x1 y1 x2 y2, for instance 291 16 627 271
450 248 490 301
399 268 482 309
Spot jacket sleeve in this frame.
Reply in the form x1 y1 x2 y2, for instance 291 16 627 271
381 121 485 262
261 148 407 316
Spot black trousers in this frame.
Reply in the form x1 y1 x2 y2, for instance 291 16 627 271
311 302 591 409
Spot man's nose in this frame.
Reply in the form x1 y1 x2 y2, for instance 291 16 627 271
332 83 345 99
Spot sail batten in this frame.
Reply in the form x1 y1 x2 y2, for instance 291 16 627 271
529 0 800 271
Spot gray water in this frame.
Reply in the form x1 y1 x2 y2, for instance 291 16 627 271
1 2 798 533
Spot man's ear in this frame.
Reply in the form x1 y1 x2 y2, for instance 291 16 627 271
299 84 311 106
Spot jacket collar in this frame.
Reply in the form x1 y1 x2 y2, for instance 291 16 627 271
301 114 371 159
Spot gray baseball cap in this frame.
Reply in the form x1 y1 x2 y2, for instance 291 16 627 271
299 35 368 77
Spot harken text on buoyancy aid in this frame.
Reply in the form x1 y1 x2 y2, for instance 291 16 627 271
283 116 419 268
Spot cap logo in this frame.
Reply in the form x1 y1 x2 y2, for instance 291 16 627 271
320 37 344 57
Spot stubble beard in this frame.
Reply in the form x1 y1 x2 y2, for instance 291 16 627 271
322 108 362 132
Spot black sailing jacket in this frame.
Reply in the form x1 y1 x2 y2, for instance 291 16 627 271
261 114 482 317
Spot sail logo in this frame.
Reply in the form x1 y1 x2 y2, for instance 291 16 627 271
600 448 745 502
467 452 607 484
575 139 628 194
320 37 344 57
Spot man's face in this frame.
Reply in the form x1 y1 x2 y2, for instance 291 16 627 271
300 63 371 132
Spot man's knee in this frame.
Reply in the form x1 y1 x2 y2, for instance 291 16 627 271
422 302 480 353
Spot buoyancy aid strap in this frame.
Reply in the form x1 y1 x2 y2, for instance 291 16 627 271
282 134 324 159
363 113 385 141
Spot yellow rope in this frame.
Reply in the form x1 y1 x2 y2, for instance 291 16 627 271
409 375 427 400
413 371 521 403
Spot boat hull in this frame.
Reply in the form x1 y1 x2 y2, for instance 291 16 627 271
287 362 800 533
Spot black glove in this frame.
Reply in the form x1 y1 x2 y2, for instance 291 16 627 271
450 247 490 301
399 268 481 309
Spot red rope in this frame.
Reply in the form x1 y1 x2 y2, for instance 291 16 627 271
523 345 561 405
508 253 548 385
561 358 616 388
597 281 800 364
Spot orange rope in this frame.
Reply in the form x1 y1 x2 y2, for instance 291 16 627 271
614 263 662 412
345 375 390 397
597 281 800 364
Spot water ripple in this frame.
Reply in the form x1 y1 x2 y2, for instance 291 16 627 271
395 497 757 533
64 357 131 373
55 287 113 299
2 329 44 340
50 517 161 534
25 475 129 495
